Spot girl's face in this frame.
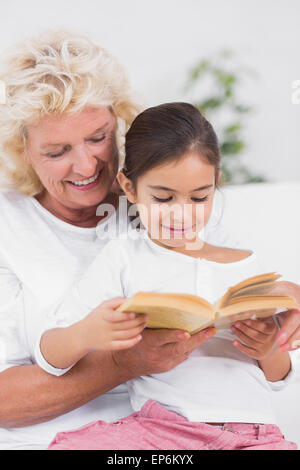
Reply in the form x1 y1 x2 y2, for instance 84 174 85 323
25 106 119 210
119 152 217 249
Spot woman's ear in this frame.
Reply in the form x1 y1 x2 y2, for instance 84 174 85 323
216 170 223 187
117 171 136 203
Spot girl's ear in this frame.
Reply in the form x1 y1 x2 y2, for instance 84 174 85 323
117 171 136 204
216 170 223 186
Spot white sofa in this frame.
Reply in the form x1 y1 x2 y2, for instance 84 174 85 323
215 181 300 447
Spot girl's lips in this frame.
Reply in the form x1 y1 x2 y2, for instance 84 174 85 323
162 225 195 233
66 168 104 191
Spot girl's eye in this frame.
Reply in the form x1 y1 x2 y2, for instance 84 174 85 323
152 196 173 203
191 196 209 203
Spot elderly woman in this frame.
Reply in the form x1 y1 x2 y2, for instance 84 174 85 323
0 30 222 450
0 31 299 451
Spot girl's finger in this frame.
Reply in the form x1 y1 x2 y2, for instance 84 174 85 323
113 317 148 331
232 322 267 344
103 309 147 323
231 325 262 348
100 297 129 310
232 339 258 358
110 335 143 350
241 318 275 335
112 323 147 341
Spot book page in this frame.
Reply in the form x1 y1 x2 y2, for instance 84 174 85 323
118 291 215 333
214 308 277 329
216 273 281 309
225 281 279 302
216 295 298 327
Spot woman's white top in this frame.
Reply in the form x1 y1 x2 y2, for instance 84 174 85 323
36 230 297 427
0 190 239 450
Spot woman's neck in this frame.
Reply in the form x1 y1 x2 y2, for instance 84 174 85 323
35 191 119 228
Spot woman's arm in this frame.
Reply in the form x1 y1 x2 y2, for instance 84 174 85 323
0 350 130 428
0 327 216 428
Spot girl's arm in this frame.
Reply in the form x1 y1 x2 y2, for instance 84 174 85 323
38 242 145 373
39 298 147 372
231 317 292 382
258 349 291 382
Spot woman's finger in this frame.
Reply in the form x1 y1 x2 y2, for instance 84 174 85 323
142 328 190 347
280 325 300 351
172 328 217 356
276 309 300 346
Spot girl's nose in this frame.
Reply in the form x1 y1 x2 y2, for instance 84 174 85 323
72 145 98 176
169 202 193 221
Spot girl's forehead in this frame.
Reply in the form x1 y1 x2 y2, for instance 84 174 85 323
139 153 216 187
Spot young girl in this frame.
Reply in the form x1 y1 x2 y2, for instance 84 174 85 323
35 103 297 450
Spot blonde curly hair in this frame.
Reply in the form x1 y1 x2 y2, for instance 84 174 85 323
0 30 142 196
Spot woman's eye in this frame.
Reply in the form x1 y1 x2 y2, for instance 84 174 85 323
152 196 173 203
47 151 64 159
191 196 209 202
89 136 105 143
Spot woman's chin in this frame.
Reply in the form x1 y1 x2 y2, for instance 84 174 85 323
65 185 111 209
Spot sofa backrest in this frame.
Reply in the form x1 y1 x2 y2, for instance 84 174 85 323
215 182 300 284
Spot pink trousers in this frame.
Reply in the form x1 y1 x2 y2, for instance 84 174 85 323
48 400 297 450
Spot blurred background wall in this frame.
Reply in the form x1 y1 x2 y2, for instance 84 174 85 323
0 0 299 182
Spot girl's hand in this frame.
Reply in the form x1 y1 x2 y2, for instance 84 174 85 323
231 317 279 360
80 297 147 352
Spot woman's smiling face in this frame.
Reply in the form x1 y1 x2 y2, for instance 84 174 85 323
25 106 119 210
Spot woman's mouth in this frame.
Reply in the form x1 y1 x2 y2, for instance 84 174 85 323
67 168 104 191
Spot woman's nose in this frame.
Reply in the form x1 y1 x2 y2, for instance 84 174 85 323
72 145 98 176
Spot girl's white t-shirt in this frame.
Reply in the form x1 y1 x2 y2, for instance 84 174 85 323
35 229 297 427
0 190 241 450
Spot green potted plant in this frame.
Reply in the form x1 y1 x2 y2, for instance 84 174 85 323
185 51 265 185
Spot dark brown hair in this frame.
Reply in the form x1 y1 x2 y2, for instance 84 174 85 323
123 102 220 189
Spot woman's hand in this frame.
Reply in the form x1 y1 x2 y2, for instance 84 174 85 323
111 326 217 377
267 281 300 351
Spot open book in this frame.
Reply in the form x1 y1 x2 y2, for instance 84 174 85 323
117 272 298 334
